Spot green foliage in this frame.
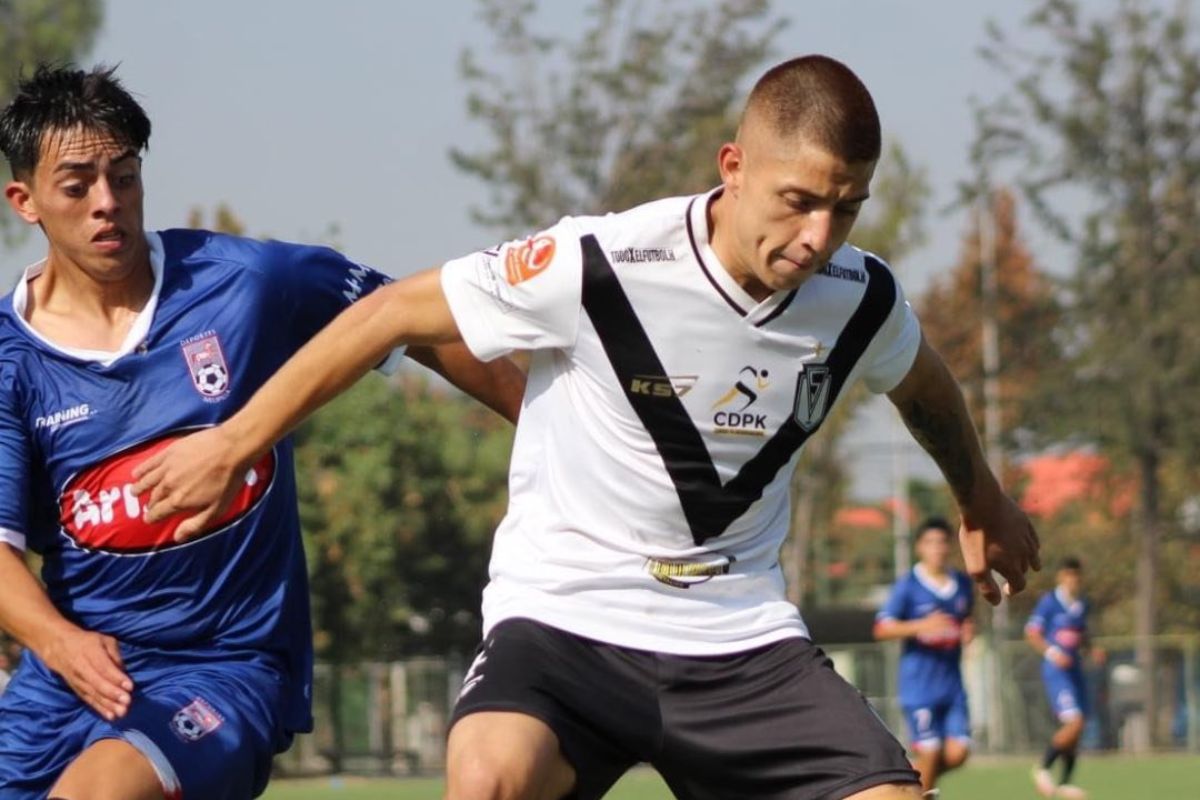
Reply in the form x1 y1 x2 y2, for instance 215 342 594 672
453 0 784 235
977 0 1200 464
977 1 1200 739
0 0 104 244
294 373 513 661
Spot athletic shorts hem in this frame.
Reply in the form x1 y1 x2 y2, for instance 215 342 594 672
450 700 554 733
826 769 922 800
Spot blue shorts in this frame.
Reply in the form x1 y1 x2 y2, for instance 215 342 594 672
0 647 290 799
1042 663 1088 722
902 689 971 751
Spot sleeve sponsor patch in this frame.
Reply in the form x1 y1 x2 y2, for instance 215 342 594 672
505 235 556 285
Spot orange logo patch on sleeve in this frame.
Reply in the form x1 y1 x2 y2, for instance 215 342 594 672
505 235 556 285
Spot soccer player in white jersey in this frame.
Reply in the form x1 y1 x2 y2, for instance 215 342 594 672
135 55 1041 800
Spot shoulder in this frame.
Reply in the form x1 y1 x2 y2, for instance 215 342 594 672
822 244 898 284
156 229 318 277
572 193 694 249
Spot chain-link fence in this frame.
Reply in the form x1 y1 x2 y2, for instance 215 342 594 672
275 634 1199 776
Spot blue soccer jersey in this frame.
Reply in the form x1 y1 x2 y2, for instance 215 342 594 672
1025 588 1088 663
877 565 974 708
0 229 392 737
1026 588 1090 720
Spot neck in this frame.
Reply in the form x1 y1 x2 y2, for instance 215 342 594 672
25 238 154 352
707 190 771 302
919 562 948 580
37 241 153 322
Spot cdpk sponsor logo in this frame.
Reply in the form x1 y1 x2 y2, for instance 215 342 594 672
59 432 276 554
711 366 770 436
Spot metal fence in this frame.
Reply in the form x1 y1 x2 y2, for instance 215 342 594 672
275 634 1200 777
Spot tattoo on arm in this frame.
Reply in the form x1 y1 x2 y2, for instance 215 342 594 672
897 396 977 504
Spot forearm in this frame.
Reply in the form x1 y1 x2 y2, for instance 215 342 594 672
406 344 525 425
888 338 997 509
0 544 80 656
222 268 459 465
1025 628 1052 655
873 619 922 641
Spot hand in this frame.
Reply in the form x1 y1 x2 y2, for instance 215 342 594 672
1046 645 1074 669
131 426 250 542
39 625 133 720
958 488 1041 606
916 612 960 639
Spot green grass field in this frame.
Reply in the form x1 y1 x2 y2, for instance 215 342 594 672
264 754 1198 799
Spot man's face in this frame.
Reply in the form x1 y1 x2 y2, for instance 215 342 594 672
717 125 874 298
1058 567 1082 596
915 527 951 571
4 126 146 282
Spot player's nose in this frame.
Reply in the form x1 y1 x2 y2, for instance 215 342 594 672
795 211 834 256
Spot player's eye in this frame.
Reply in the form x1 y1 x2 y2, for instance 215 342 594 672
62 183 87 198
114 173 139 189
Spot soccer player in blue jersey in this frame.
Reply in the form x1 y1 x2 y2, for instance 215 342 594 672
874 517 975 794
0 65 522 799
1025 557 1094 800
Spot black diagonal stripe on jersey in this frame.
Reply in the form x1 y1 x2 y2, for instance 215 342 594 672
581 235 896 544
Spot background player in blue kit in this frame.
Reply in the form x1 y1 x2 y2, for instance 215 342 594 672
874 517 975 794
0 65 522 799
1026 557 1096 800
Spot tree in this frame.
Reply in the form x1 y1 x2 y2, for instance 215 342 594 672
918 187 1062 444
0 0 104 244
977 0 1200 747
452 0 783 236
295 374 513 662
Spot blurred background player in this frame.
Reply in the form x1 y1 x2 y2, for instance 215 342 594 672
0 64 521 799
875 517 975 794
1025 557 1096 800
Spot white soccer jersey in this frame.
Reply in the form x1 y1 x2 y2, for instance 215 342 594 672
441 187 921 655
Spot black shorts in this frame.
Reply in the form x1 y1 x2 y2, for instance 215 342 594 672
450 619 918 800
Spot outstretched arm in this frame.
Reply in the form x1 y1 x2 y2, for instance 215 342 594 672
133 266 464 538
887 336 1041 605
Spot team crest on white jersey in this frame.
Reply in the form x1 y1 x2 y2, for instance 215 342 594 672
792 365 832 432
181 331 230 400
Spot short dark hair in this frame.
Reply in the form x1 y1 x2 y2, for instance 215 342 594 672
1058 556 1083 572
0 64 150 180
915 516 953 541
743 55 881 163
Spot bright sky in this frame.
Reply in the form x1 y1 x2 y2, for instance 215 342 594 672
1 0 1080 499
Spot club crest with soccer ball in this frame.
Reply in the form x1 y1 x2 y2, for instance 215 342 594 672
181 331 231 400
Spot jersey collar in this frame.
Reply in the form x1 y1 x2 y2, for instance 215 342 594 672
914 563 958 598
686 186 797 326
1054 585 1083 615
11 232 165 366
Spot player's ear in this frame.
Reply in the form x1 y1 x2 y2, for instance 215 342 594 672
717 142 745 197
4 180 38 224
